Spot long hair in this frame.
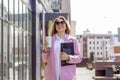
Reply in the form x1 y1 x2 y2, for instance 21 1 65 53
50 16 71 36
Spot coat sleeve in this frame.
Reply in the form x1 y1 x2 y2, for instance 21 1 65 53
66 38 82 64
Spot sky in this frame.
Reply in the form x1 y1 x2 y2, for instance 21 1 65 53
71 0 120 35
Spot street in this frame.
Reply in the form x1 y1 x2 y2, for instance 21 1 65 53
76 67 94 80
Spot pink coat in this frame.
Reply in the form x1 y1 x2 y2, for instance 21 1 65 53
42 34 82 80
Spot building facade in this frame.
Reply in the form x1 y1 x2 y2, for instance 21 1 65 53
0 0 72 80
76 32 118 61
110 43 120 61
118 28 120 42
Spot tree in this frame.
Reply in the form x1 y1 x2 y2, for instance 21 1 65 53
89 52 94 63
87 52 94 70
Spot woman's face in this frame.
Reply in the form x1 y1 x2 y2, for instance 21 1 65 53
55 18 66 33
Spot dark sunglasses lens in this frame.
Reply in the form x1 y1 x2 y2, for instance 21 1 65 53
55 21 65 25
55 22 59 25
61 21 65 24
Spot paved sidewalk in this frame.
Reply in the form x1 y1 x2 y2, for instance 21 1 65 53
76 67 95 80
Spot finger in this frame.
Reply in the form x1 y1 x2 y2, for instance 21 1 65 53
44 42 48 48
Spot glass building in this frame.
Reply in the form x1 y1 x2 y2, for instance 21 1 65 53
0 0 69 80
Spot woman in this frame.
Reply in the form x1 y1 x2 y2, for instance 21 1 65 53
42 16 82 80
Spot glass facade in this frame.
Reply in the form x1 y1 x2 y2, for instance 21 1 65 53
0 0 32 80
0 0 63 80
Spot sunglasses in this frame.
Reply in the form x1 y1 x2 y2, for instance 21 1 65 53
55 21 65 25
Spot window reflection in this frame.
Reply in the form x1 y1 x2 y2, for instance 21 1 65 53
0 0 32 80
3 22 8 78
3 0 8 20
0 19 1 78
0 20 1 54
9 0 13 24
14 0 18 26
0 1 2 17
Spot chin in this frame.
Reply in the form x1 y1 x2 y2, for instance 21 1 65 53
58 31 64 33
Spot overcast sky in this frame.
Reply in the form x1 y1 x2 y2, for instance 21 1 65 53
71 0 120 35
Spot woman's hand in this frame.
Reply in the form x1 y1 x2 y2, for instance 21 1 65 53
43 40 49 53
60 52 69 61
44 40 48 48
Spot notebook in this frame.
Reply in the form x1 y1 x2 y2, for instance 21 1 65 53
61 42 74 66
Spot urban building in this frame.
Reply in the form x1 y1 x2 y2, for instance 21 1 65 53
76 30 119 62
71 21 76 37
110 43 120 61
0 0 72 80
118 28 120 42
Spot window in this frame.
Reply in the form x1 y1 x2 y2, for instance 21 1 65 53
0 0 32 80
97 52 99 55
90 47 91 50
93 41 95 44
97 41 99 44
89 41 91 44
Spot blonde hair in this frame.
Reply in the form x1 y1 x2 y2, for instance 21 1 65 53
50 16 71 36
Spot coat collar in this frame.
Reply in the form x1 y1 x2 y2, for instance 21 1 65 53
53 34 72 41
